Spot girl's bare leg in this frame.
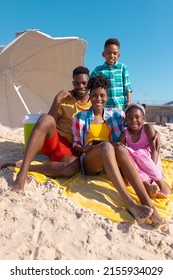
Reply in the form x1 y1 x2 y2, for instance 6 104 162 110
115 145 165 224
143 181 159 197
144 180 171 199
155 180 172 197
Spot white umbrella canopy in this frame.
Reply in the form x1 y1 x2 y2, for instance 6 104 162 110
0 30 87 128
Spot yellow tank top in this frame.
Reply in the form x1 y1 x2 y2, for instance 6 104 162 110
85 122 110 144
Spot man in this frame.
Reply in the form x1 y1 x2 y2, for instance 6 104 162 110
0 66 91 192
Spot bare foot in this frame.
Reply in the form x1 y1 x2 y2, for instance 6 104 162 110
159 181 172 197
127 204 153 222
9 172 26 193
152 191 168 199
144 182 159 197
10 182 24 193
150 208 166 225
0 160 23 170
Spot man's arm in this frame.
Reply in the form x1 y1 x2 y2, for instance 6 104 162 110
48 90 72 122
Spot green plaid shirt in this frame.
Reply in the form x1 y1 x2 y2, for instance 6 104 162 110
90 61 132 110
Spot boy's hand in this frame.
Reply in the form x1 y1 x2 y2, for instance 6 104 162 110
124 101 131 108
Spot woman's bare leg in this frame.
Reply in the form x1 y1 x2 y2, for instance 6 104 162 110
83 142 154 222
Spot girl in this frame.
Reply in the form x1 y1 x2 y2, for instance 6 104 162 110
72 75 165 224
119 103 171 198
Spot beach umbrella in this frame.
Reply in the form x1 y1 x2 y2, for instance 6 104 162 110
0 30 87 128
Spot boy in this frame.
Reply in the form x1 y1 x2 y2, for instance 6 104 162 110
90 38 132 110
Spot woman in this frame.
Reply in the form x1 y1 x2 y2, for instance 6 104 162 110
72 75 165 224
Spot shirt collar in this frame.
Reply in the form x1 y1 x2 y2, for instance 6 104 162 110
103 61 120 69
89 106 109 121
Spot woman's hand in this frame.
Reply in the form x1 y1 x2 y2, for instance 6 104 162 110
74 141 93 154
83 141 93 153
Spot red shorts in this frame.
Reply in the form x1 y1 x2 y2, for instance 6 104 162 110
41 130 76 162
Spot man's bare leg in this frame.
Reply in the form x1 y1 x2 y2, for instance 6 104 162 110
29 156 79 177
1 156 79 177
3 114 57 192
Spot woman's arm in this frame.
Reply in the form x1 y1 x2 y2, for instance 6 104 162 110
73 142 93 154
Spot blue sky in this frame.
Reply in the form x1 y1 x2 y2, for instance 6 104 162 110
0 0 173 104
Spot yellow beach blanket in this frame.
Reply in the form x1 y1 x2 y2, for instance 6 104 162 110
14 159 173 223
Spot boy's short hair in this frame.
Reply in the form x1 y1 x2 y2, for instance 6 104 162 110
87 75 110 92
73 66 89 77
104 38 120 49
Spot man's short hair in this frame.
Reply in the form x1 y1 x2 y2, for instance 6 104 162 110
73 66 89 77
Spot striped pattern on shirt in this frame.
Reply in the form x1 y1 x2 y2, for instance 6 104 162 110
90 61 132 110
72 106 125 147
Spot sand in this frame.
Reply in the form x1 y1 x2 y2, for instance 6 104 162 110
0 124 173 260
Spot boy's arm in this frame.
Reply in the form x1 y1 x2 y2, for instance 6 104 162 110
125 91 132 107
123 65 132 106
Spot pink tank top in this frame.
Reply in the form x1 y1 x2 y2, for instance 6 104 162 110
125 125 150 152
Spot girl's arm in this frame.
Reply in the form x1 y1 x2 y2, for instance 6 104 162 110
144 124 159 164
115 131 127 148
119 131 126 145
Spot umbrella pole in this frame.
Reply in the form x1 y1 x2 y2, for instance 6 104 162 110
13 83 31 114
5 70 31 114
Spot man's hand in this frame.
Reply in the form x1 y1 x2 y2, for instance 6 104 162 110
56 90 72 103
48 90 72 120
